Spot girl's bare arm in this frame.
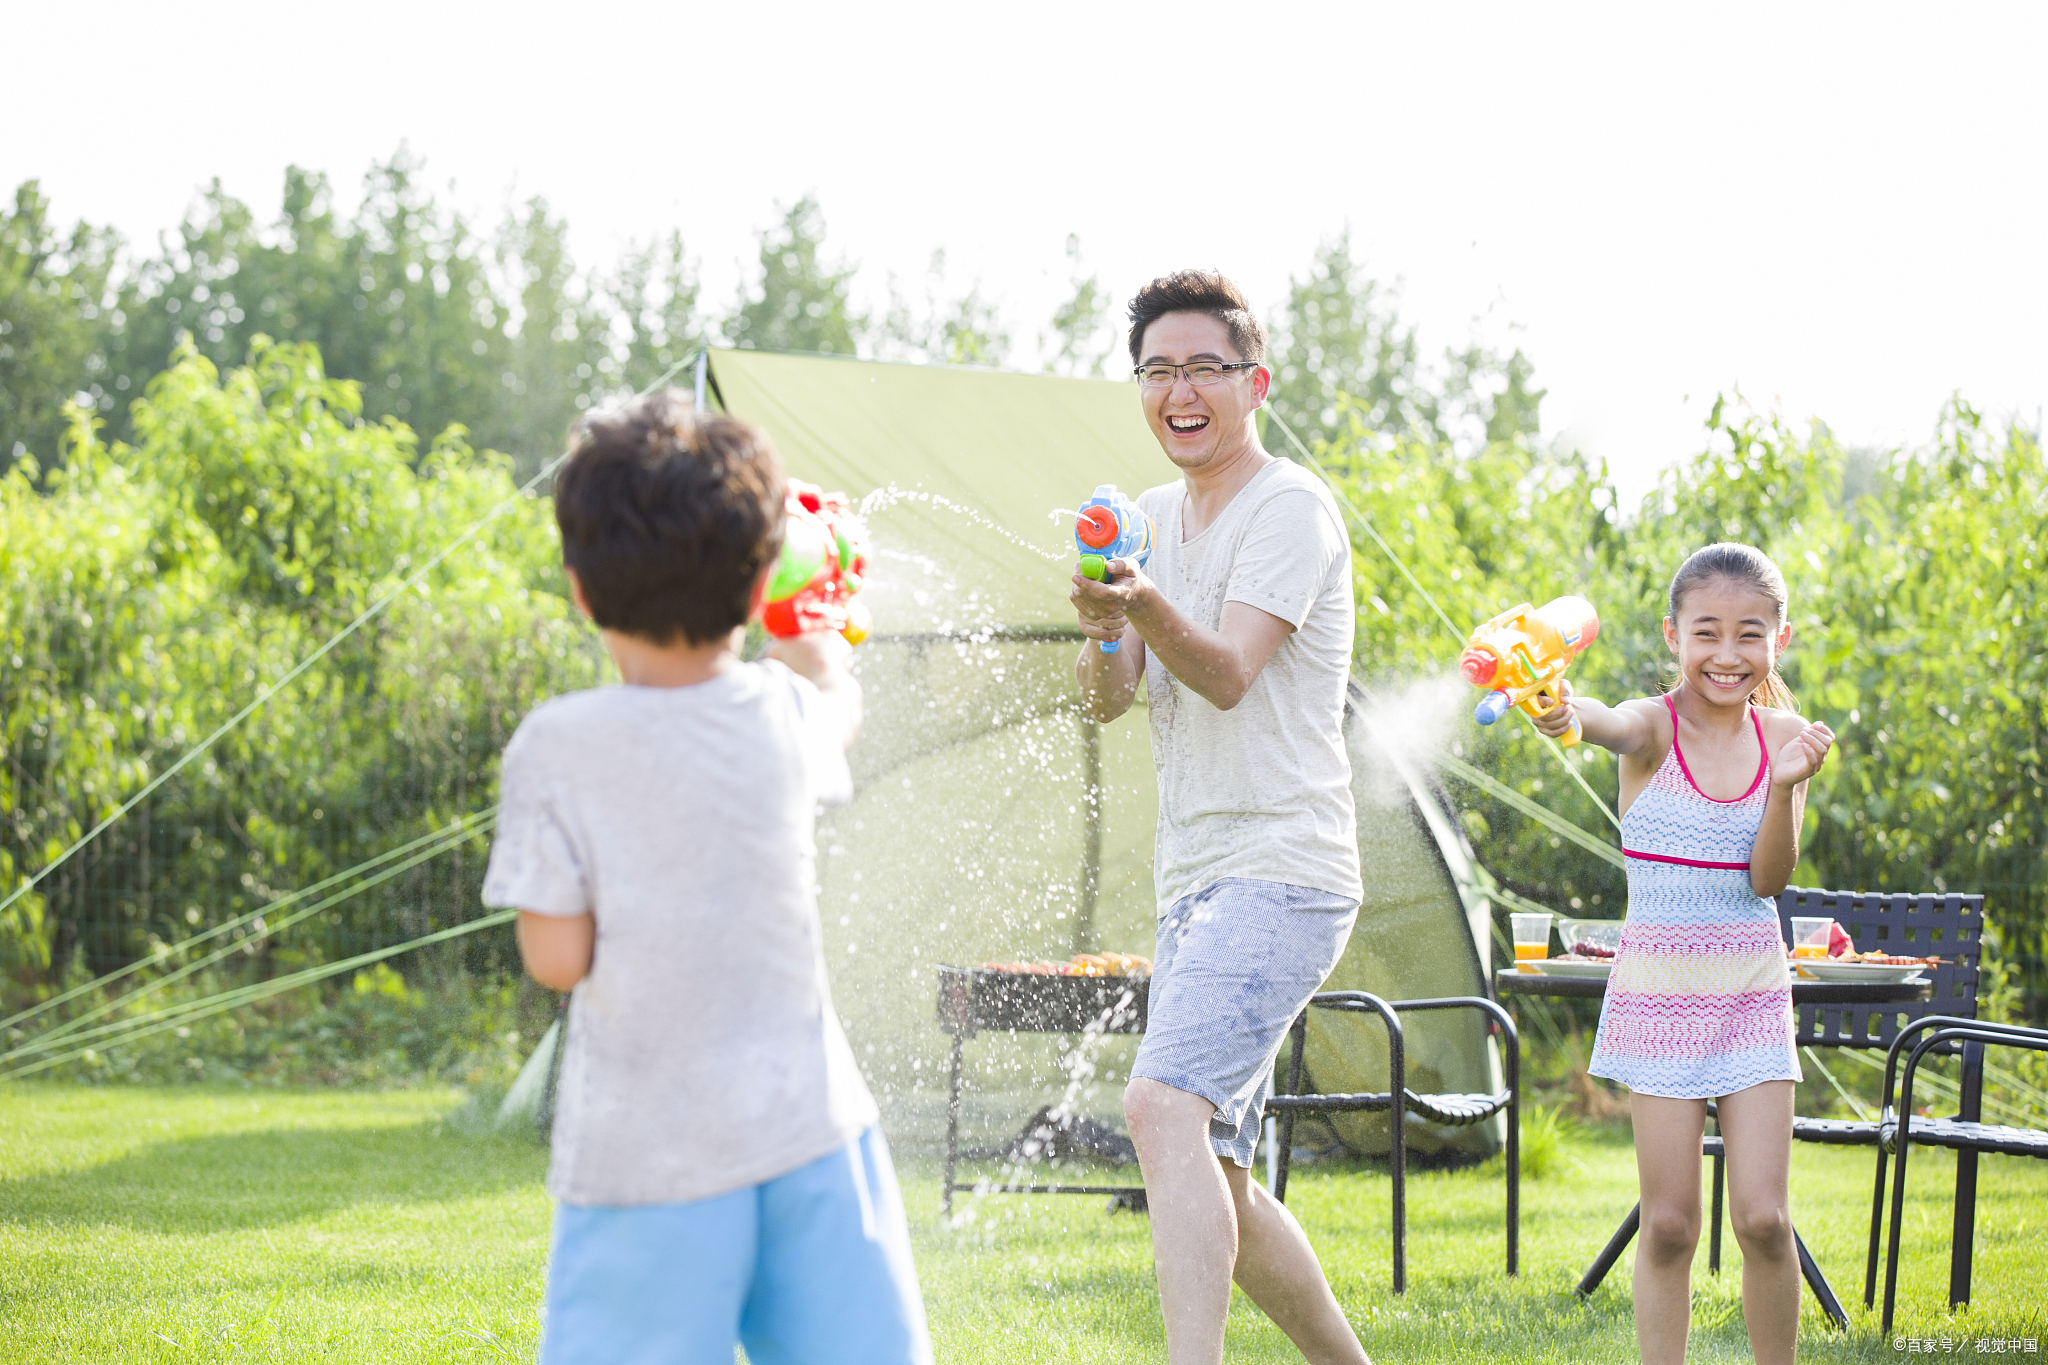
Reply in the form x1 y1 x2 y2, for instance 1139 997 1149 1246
1531 681 1661 755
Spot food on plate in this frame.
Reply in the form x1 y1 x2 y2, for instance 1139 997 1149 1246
1566 940 1617 960
1784 945 1942 967
978 953 1153 978
1837 950 1941 967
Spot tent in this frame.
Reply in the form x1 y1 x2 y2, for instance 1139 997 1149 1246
552 349 1506 1160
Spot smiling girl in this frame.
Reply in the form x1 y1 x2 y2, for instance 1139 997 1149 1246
1535 542 1835 1365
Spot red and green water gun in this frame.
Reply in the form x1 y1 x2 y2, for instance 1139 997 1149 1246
763 479 871 644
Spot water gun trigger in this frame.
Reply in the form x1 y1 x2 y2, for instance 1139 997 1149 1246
1079 555 1109 582
1525 684 1582 748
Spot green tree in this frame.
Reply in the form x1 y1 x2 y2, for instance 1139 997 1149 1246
727 197 863 356
1267 232 1548 455
1266 231 1432 448
0 183 120 473
93 155 532 463
609 230 703 394
877 250 1009 367
0 339 601 993
495 196 613 476
1043 235 1114 378
1485 349 1545 446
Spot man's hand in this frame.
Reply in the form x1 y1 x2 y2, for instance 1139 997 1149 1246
1070 557 1153 650
1771 721 1835 788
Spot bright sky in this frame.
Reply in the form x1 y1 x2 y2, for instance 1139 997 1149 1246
8 1 2043 505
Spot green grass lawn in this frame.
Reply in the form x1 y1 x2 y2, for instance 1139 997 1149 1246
1 1085 2043 1363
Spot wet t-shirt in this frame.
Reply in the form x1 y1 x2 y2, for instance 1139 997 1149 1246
482 663 875 1206
1137 458 1361 911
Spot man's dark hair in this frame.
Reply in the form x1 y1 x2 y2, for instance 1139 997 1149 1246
1126 270 1267 366
553 390 785 646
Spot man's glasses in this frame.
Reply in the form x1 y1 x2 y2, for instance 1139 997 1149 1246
1131 361 1258 389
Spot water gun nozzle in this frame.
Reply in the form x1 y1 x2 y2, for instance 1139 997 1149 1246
1458 648 1498 687
1076 506 1119 550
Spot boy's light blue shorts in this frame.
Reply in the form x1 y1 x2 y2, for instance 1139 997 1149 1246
1133 878 1359 1166
540 1127 930 1365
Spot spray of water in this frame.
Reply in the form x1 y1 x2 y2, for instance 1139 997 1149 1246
806 489 1160 1247
857 483 1066 561
1352 672 1475 808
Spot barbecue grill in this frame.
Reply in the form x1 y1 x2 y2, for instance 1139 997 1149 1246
934 965 1148 1212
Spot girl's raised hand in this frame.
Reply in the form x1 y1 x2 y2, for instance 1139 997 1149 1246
1772 721 1836 787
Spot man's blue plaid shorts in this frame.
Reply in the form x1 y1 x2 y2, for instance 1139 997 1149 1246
1133 878 1360 1165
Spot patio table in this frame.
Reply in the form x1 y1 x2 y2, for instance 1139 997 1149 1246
1495 967 1932 1329
1495 970 1933 1008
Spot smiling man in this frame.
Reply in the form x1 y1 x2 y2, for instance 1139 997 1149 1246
1070 271 1367 1365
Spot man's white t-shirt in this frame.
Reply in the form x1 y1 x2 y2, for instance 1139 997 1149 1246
1137 458 1362 912
481 662 877 1207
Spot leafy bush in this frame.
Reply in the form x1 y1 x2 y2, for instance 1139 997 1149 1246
10 962 560 1088
0 338 603 1016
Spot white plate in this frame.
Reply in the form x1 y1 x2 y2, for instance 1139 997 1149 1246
1526 960 1613 979
1794 961 1930 984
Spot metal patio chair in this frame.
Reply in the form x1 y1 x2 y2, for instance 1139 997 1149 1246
1869 1018 2048 1332
1265 991 1520 1293
1765 889 1988 1311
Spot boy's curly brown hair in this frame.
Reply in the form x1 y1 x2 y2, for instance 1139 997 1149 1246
553 390 785 646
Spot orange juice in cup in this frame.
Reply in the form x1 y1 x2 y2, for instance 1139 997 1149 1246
1510 913 1553 973
1790 916 1834 961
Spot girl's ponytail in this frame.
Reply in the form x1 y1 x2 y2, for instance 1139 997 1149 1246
1751 666 1798 714
1668 542 1801 714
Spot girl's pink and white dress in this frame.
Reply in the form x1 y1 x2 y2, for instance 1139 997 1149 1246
1587 695 1801 1099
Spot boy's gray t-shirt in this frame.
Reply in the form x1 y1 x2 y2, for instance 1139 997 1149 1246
1137 458 1362 911
482 662 876 1207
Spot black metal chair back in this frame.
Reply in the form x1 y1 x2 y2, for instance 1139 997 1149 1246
1776 887 1983 1047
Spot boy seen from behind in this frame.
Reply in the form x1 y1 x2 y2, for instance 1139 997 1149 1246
483 391 929 1365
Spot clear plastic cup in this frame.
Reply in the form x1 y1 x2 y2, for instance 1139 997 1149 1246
1790 916 1834 960
1511 912 1553 972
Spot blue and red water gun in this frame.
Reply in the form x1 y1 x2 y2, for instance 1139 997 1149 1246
1072 484 1154 654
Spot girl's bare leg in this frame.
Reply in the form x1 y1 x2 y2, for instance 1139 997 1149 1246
1718 1080 1800 1365
1631 1093 1708 1365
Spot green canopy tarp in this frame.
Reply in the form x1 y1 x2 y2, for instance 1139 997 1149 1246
696 348 1502 1163
708 348 1160 636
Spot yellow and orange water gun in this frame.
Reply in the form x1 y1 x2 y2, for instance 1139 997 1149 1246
1458 596 1600 747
